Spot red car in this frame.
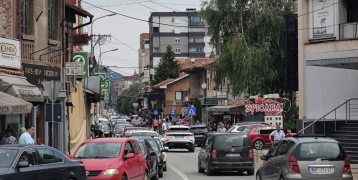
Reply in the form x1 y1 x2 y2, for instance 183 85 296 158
68 138 148 180
243 126 296 149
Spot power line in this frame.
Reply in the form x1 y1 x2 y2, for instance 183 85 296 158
82 0 154 9
111 36 138 52
129 0 157 12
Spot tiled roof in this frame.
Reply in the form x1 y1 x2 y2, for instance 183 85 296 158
0 68 22 75
123 74 139 81
116 86 122 89
179 58 215 71
112 81 122 85
153 79 174 88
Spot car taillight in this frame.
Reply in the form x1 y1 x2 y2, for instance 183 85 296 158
186 134 193 136
288 156 300 173
249 149 253 158
166 134 173 136
162 154 165 159
343 156 351 173
211 150 217 158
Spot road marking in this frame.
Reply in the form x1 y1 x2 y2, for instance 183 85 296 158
167 161 189 180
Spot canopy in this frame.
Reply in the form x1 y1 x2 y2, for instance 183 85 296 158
0 91 33 114
208 105 245 112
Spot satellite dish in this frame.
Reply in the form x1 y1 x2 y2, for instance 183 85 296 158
201 83 207 89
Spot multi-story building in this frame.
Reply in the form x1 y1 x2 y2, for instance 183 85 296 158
139 33 150 88
122 74 140 90
148 8 214 79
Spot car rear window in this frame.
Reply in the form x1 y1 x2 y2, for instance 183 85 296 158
0 149 18 167
190 127 208 133
130 132 158 137
169 128 190 133
292 142 346 161
214 135 251 147
243 128 252 133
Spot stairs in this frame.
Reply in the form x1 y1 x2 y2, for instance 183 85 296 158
327 121 358 164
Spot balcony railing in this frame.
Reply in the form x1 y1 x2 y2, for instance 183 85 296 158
21 40 34 60
48 47 61 65
340 22 358 40
189 21 205 26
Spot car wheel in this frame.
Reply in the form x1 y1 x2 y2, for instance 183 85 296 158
121 175 128 180
205 160 213 176
254 140 264 150
151 166 159 180
190 146 195 152
159 165 163 178
163 163 167 171
247 170 255 176
280 175 286 180
256 172 262 180
198 159 205 173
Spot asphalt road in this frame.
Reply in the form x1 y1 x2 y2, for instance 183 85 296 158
161 147 257 180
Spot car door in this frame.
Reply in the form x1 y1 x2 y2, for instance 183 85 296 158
12 148 42 180
132 140 145 178
272 140 296 179
261 142 280 180
123 141 139 180
37 148 65 180
144 140 156 177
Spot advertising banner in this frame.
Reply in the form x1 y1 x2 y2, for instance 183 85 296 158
74 52 89 78
312 0 335 39
0 37 21 69
245 98 284 116
65 62 84 76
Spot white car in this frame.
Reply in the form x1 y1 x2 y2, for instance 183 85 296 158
162 125 195 152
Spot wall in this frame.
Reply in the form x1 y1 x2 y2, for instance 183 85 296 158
0 0 14 38
164 76 190 101
206 67 216 97
189 73 200 99
152 16 189 33
153 36 189 53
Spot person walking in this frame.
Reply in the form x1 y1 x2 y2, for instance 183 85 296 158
153 119 158 132
16 127 26 144
217 123 227 132
196 120 200 125
94 125 105 138
19 124 35 144
269 125 285 144
1 129 17 145
162 121 167 135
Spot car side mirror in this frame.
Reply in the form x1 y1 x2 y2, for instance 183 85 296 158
125 153 135 159
18 161 29 168
164 146 169 151
150 151 157 156
260 155 268 161
66 155 73 159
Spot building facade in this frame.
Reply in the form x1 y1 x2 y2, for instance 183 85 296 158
139 33 150 88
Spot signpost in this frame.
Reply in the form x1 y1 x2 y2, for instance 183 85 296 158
73 52 89 78
171 110 176 117
187 107 196 125
95 73 107 99
42 81 63 148
153 109 159 120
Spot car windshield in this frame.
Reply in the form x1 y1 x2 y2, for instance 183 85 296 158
103 125 109 131
147 140 160 153
168 128 190 133
228 126 237 131
0 149 18 167
293 142 345 161
74 142 122 158
130 132 158 137
116 121 130 125
190 127 208 133
214 135 251 147
243 128 252 134
100 121 108 125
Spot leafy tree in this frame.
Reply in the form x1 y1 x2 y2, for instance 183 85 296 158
193 97 202 122
202 0 293 95
151 45 180 86
117 84 141 115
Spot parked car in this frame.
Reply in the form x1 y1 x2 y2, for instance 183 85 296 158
256 135 353 180
153 138 169 172
198 132 255 176
189 125 209 147
120 127 150 137
162 125 195 152
0 145 86 180
115 120 131 126
129 131 159 137
131 119 142 127
69 138 148 180
228 124 270 133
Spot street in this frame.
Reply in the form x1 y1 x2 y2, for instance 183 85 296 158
162 147 256 180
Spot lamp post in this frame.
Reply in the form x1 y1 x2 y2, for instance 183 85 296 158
98 49 118 73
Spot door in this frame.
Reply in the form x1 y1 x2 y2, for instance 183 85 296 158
124 141 139 180
145 140 157 177
272 140 296 179
12 148 42 180
37 148 65 180
132 141 145 178
261 142 280 180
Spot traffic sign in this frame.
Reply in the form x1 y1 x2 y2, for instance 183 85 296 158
42 81 63 102
153 110 159 115
134 111 138 115
73 52 89 78
171 110 176 117
187 107 196 116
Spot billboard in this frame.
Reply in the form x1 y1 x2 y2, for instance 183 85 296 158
245 98 284 116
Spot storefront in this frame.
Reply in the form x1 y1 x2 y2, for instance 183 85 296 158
208 105 245 125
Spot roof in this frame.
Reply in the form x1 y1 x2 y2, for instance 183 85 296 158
153 79 174 88
287 136 338 143
65 3 93 18
112 82 122 85
123 74 139 81
169 125 190 129
209 132 247 136
0 68 22 75
179 58 215 72
153 74 189 89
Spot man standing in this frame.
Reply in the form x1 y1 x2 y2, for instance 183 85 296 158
269 125 285 144
94 125 105 138
217 123 227 132
162 121 167 134
19 124 35 144
1 129 16 145
196 120 200 125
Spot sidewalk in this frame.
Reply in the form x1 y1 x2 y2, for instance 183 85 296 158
352 164 358 180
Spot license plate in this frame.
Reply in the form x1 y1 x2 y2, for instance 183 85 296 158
226 154 240 157
310 168 334 174
195 135 203 137
175 136 184 138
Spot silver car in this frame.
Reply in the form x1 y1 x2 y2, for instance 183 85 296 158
256 135 353 180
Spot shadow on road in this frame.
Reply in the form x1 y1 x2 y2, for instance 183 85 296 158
167 150 190 153
187 171 252 177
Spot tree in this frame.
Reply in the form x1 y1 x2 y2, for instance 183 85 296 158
117 84 141 115
202 0 293 96
151 45 180 86
193 97 202 122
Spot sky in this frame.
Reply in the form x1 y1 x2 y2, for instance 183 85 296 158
82 0 204 77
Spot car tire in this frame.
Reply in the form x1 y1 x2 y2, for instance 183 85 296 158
256 172 262 180
205 160 213 176
163 163 167 171
121 175 128 180
254 140 264 150
198 159 205 173
189 146 195 152
151 166 159 180
280 175 286 180
247 170 255 176
159 166 163 178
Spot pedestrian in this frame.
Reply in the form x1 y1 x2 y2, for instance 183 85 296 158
36 137 45 146
217 123 227 132
94 125 105 138
212 123 217 131
176 120 182 125
227 122 232 130
19 124 35 144
162 121 167 134
1 129 17 145
183 121 189 125
16 127 26 144
196 120 200 125
166 118 172 128
153 119 158 132
269 125 285 144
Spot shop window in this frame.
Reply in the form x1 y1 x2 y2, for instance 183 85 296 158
175 91 188 101
6 115 21 140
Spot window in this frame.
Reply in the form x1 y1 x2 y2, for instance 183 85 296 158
347 0 358 23
277 140 295 156
267 142 280 158
133 141 141 155
175 27 181 34
48 0 54 39
19 148 38 166
38 148 61 164
175 38 181 43
147 140 159 153
174 18 181 24
54 151 63 162
293 142 345 161
145 140 154 152
213 135 251 147
20 0 29 34
124 142 135 156
175 91 187 100
196 48 203 52
139 142 149 156
153 27 159 32
175 48 181 54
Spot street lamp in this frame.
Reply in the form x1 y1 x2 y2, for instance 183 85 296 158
98 49 118 72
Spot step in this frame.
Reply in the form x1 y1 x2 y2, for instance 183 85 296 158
338 127 358 131
340 123 358 127
332 138 357 143
340 142 358 147
328 134 358 139
345 151 358 156
343 147 358 152
349 155 358 161
351 159 358 164
334 130 358 135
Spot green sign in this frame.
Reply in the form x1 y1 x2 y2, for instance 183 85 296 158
73 52 89 78
204 98 226 105
95 73 107 99
103 80 110 103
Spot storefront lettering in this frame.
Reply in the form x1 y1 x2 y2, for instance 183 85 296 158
22 64 61 87
0 106 10 114
246 104 283 112
19 89 42 100
12 106 29 113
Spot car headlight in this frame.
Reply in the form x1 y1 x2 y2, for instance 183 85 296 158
103 169 119 175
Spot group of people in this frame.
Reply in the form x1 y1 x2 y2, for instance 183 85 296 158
1 124 44 145
152 118 172 135
207 120 232 132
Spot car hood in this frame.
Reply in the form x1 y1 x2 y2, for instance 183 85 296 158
0 168 9 174
73 158 119 171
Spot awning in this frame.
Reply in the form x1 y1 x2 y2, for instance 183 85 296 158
0 75 44 102
208 105 245 112
0 91 33 114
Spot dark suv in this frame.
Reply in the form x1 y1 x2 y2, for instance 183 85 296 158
198 132 255 176
190 125 209 146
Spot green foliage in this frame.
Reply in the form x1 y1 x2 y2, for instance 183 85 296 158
193 97 203 122
151 45 180 86
116 84 141 115
202 0 293 95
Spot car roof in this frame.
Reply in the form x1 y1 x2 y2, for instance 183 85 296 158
0 144 47 150
190 125 207 128
132 137 158 141
286 136 339 143
83 138 134 143
170 125 190 129
208 132 247 136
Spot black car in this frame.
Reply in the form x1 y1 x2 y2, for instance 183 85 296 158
190 125 209 147
0 145 86 180
133 137 167 179
198 132 255 176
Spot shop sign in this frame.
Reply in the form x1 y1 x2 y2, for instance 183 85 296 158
245 98 284 116
0 37 21 69
23 63 61 88
73 33 89 46
65 62 84 76
0 105 31 114
204 98 225 105
133 103 139 107
312 0 335 39
73 52 89 78
217 91 227 98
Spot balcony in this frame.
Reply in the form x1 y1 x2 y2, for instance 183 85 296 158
21 40 35 60
189 42 205 47
189 52 205 58
189 32 205 36
340 23 358 40
48 47 61 65
165 100 187 107
189 21 205 27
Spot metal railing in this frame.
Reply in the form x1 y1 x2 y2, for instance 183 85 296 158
298 98 358 134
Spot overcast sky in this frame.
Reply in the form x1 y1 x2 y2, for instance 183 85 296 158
82 0 203 77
